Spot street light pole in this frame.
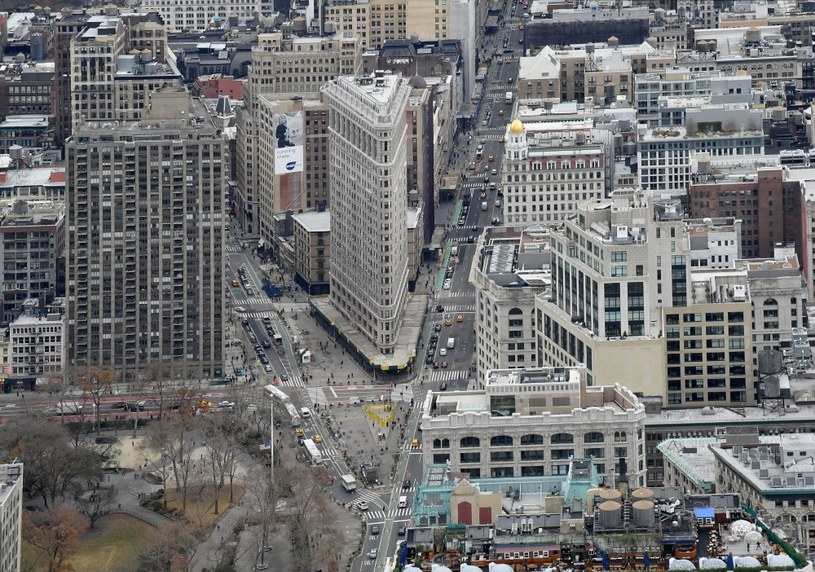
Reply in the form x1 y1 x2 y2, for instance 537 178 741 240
270 400 274 484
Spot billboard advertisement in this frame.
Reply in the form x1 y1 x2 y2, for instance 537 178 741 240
273 111 304 174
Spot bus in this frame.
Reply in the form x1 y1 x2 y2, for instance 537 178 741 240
264 384 289 403
273 332 283 346
303 438 322 466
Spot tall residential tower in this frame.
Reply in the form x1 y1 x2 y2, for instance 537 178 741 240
65 88 224 380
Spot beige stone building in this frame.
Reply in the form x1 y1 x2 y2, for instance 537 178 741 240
469 227 550 385
536 189 758 408
323 0 450 50
420 366 648 485
235 28 361 237
70 12 176 127
519 42 676 104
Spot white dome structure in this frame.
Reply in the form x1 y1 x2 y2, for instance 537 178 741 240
489 564 514 572
729 520 754 538
404 568 422 572
768 554 795 567
431 565 452 572
735 556 761 568
699 558 726 569
461 565 485 572
669 558 697 570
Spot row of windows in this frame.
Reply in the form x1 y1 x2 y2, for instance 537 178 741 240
437 431 630 448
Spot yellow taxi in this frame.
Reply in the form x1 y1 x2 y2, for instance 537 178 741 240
411 438 420 448
196 400 213 409
312 434 323 444
444 314 453 326
231 279 240 287
488 154 495 162
480 190 487 199
295 428 305 438
456 314 464 323
483 164 490 172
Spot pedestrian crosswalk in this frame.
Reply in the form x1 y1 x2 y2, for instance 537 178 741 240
430 369 471 382
454 224 480 230
479 133 504 141
437 290 475 298
365 507 413 521
355 489 383 507
238 297 275 306
225 244 244 253
278 375 301 388
443 304 476 312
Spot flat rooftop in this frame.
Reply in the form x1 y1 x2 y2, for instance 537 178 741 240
292 210 330 233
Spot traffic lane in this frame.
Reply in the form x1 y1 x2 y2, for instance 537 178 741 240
247 319 286 376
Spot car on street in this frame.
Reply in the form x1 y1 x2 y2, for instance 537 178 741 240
436 305 444 313
264 364 273 372
440 382 448 391
398 525 406 536
456 314 464 323
113 401 127 409
439 348 447 356
246 288 254 296
488 154 495 162
444 315 453 326
231 279 240 287
295 428 305 438
434 323 442 332
467 236 475 243
218 401 235 408
371 524 380 535
356 500 369 511
262 340 271 348
403 479 411 489
312 434 323 444
411 438 420 448
280 373 289 381
441 361 448 368
491 168 498 175
368 548 378 559
498 109 504 116
426 354 434 365
443 279 452 290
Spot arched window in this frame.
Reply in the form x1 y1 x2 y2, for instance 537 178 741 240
491 435 513 447
551 433 574 445
509 307 523 316
460 436 480 448
614 431 627 443
584 431 605 443
764 298 778 306
520 434 543 445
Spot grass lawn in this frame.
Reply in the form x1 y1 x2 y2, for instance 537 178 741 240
70 514 153 572
164 484 245 528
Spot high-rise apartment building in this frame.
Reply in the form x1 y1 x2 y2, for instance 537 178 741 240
65 87 224 381
70 12 175 128
54 10 92 146
0 463 22 572
0 201 64 324
324 73 411 353
235 28 361 236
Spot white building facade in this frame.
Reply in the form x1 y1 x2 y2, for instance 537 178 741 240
324 73 411 353
502 119 606 226
420 367 648 486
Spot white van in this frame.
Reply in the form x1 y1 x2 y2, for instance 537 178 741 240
300 407 311 418
481 201 488 211
398 496 408 508
451 245 459 256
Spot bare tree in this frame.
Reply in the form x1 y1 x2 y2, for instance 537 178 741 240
282 453 344 572
137 521 199 572
23 504 90 572
76 485 115 529
76 366 115 432
143 415 200 512
202 417 237 515
0 418 102 507
244 470 281 570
